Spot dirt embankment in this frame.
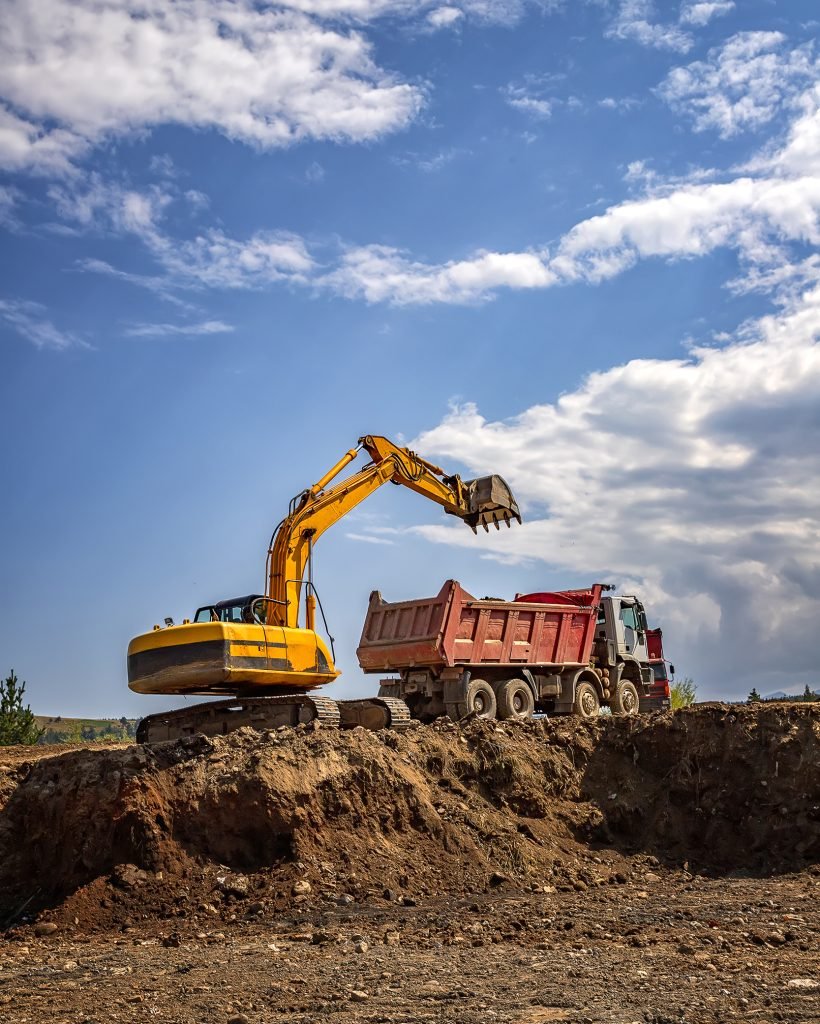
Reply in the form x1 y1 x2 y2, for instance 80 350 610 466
0 703 817 928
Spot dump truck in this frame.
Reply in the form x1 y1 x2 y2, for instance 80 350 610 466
357 580 660 720
128 435 520 742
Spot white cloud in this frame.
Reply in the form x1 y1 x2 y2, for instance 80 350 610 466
659 32 817 138
0 299 86 350
54 178 316 291
313 171 820 304
305 161 326 184
763 82 820 177
427 6 464 29
0 104 87 174
124 320 235 337
678 1 734 28
0 185 20 228
0 0 425 174
392 147 466 172
502 73 567 120
550 175 820 281
321 245 556 304
410 277 820 698
607 0 692 53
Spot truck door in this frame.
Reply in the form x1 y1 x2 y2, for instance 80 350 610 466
618 600 648 662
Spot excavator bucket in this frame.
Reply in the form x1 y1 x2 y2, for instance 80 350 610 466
463 475 522 532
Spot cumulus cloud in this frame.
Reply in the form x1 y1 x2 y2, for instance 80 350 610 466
410 278 820 698
659 32 817 138
0 0 425 174
0 299 86 350
678 1 734 28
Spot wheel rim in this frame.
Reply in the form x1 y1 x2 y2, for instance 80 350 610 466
622 686 638 714
512 691 525 713
473 692 487 714
580 689 598 717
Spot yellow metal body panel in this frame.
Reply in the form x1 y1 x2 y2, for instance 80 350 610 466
127 621 338 696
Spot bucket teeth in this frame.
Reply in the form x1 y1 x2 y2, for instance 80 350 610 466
463 475 522 532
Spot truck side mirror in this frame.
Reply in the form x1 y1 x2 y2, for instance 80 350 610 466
669 664 675 677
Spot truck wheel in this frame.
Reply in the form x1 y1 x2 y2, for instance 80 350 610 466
456 679 497 720
573 681 600 719
496 679 535 720
611 679 640 716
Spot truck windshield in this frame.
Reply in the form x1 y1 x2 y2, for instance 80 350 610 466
651 662 668 682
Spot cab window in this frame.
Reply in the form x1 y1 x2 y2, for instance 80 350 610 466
620 605 638 630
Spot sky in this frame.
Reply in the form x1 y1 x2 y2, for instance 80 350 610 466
1 0 819 715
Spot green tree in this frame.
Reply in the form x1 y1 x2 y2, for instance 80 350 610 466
748 687 762 703
0 670 43 746
803 684 817 702
670 676 697 710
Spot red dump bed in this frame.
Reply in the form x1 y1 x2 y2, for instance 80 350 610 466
357 580 604 673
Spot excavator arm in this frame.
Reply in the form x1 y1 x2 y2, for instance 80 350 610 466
266 434 521 630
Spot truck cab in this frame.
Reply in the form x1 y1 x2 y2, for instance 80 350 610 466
595 596 653 682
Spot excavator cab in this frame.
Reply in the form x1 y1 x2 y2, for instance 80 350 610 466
462 475 521 532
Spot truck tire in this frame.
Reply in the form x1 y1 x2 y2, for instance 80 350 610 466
496 679 535 720
573 681 600 719
453 679 497 720
611 679 640 716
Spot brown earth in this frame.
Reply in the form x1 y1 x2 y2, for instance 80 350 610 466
0 703 818 1023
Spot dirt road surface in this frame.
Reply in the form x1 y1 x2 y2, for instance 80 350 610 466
1 704 818 1023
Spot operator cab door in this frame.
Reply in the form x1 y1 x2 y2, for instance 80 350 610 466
616 598 649 662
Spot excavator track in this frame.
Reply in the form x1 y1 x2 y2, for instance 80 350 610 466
136 694 412 744
136 693 342 744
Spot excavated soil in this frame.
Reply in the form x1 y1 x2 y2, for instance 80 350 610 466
0 703 818 1024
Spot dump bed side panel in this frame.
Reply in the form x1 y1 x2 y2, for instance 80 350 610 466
450 600 598 666
358 581 601 673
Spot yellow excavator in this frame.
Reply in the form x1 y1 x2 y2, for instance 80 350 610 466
128 435 520 742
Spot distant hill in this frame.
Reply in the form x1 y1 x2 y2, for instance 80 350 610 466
762 686 819 701
35 716 139 744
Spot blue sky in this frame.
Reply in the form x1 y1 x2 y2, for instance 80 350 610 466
1 0 819 714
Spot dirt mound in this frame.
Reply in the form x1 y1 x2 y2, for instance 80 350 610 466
0 703 817 929
584 702 820 871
